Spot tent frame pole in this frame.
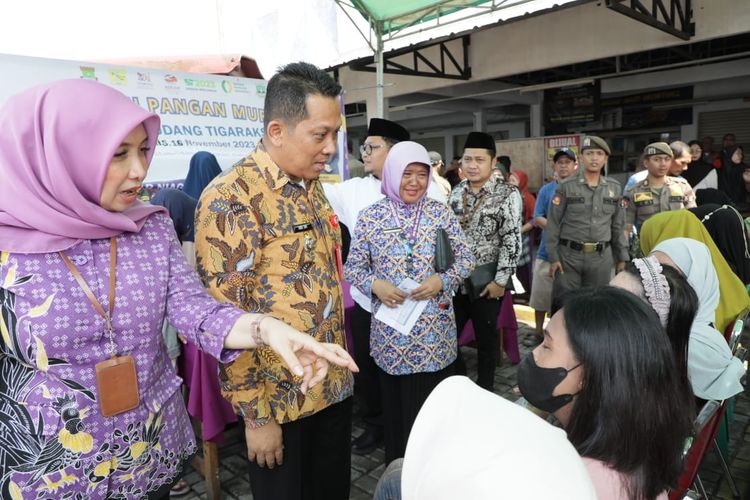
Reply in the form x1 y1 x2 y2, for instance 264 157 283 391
375 25 384 118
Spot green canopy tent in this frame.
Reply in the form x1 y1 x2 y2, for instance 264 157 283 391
333 0 543 117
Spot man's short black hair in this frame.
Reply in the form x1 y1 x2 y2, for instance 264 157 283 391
263 62 342 130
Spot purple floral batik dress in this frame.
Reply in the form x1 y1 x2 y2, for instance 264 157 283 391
0 213 244 499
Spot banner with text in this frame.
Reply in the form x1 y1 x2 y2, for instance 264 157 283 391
0 53 347 183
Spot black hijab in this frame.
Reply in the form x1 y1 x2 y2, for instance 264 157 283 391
724 146 748 204
689 203 750 285
681 159 714 188
696 188 733 206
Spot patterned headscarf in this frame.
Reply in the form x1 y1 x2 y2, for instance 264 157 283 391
381 141 433 204
0 79 163 253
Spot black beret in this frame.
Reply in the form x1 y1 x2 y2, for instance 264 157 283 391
580 135 611 155
643 142 673 157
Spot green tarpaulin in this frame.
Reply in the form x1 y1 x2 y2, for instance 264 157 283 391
350 0 489 34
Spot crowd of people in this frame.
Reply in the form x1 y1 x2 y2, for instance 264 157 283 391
0 60 748 500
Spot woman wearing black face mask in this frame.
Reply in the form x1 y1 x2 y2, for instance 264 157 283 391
517 287 694 500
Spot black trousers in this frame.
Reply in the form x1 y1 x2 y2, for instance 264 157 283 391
350 303 382 429
247 397 353 500
378 365 454 463
453 293 502 391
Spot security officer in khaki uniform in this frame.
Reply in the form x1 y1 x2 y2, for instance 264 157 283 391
623 142 696 235
545 136 629 300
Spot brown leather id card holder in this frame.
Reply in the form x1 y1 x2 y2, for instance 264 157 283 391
95 355 140 417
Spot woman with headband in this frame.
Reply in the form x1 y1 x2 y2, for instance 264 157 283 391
640 210 750 333
610 256 698 394
648 238 745 400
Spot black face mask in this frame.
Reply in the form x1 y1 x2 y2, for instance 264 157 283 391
517 353 580 413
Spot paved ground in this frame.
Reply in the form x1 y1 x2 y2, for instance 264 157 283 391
179 321 750 500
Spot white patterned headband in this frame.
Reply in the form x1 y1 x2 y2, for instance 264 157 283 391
633 256 671 328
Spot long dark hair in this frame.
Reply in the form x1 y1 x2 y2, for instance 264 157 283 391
561 287 694 500
621 262 698 391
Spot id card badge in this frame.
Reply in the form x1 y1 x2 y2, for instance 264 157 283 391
334 244 344 281
95 355 140 417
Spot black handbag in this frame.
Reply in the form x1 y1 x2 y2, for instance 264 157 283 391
464 262 498 301
434 228 454 273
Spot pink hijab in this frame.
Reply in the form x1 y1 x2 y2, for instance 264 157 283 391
380 141 433 204
0 79 164 253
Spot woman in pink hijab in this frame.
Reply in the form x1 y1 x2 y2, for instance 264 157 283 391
0 80 357 499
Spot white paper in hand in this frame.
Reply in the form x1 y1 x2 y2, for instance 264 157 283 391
374 278 428 335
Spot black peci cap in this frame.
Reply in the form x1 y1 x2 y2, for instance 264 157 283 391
367 118 410 142
463 131 496 155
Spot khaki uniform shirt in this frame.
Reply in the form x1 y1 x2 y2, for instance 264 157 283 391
195 143 354 427
545 174 629 263
623 176 696 230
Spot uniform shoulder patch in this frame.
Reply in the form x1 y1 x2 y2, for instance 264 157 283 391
552 194 562 206
620 197 630 208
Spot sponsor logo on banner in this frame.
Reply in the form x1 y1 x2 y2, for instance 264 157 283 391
108 68 127 85
184 78 217 92
137 72 153 88
163 74 180 91
80 66 97 80
0 53 324 183
232 81 249 94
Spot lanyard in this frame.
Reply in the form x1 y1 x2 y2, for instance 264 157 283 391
59 237 118 357
303 185 343 279
461 188 488 231
389 199 424 244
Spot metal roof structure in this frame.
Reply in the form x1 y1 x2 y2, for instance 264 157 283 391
334 0 581 116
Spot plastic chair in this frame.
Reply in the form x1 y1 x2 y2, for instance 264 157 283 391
670 308 749 499
669 400 724 500
724 307 749 365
